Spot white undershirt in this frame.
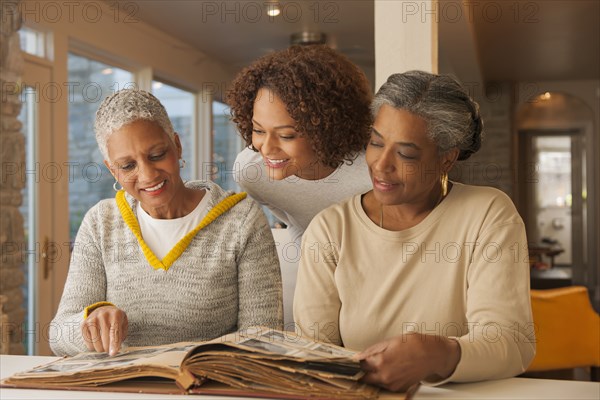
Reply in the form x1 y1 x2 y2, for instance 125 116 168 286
137 191 210 259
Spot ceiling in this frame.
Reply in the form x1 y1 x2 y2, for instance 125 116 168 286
125 0 374 74
471 0 600 82
126 0 599 84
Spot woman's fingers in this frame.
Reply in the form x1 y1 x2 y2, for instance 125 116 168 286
109 314 128 356
100 317 112 354
81 306 128 354
81 322 97 351
82 318 106 353
359 359 377 373
92 319 107 353
361 370 410 392
354 341 389 361
357 337 418 392
109 322 119 356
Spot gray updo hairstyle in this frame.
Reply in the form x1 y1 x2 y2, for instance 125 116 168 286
372 71 482 160
94 89 175 161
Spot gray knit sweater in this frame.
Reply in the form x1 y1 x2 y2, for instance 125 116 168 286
50 181 282 356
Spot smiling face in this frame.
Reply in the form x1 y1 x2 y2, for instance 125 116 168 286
251 87 334 180
367 105 455 206
104 120 184 213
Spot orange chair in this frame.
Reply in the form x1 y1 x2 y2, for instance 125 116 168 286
527 286 600 380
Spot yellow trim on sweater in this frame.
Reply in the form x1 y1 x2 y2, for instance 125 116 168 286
116 190 247 271
83 301 115 319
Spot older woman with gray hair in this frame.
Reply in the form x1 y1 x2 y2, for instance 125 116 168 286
294 71 535 391
50 89 282 357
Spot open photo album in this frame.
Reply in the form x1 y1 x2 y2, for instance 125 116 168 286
1 327 381 399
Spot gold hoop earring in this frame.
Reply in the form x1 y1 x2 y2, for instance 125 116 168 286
113 180 123 192
441 172 448 198
179 159 186 169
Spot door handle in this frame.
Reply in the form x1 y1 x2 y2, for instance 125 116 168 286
41 236 52 280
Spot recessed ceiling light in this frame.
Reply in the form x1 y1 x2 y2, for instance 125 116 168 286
267 7 280 17
266 3 280 17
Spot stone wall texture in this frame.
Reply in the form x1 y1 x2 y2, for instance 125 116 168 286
1 0 26 355
450 82 514 198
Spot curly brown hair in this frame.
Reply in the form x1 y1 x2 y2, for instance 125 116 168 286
225 45 372 169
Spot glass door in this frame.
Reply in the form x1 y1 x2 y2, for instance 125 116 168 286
20 59 66 355
521 130 587 283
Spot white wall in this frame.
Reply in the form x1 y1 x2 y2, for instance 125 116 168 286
374 0 438 89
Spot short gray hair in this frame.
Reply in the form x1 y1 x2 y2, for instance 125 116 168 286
372 71 483 160
94 89 175 161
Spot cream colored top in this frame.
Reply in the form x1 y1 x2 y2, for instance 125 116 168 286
294 182 535 383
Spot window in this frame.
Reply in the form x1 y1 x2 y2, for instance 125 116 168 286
151 81 195 181
67 53 134 241
18 26 46 58
212 101 242 191
211 101 281 227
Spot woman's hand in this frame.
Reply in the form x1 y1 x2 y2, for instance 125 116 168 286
355 333 461 392
81 306 128 356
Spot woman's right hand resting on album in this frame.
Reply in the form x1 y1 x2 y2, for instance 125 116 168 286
81 306 128 356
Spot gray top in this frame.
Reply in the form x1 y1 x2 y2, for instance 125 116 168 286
234 148 373 245
50 180 282 356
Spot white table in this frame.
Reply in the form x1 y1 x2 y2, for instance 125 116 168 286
1 355 599 399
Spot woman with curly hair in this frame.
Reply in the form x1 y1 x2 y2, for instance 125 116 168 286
226 45 373 246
